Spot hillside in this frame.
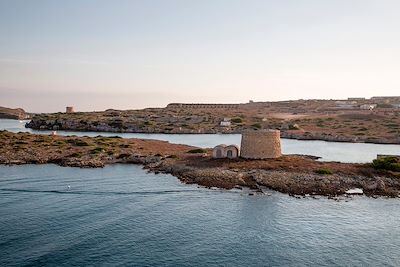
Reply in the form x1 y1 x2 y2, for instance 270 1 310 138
0 106 30 120
25 98 400 144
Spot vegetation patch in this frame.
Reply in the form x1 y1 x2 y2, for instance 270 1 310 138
69 152 82 157
231 117 243 123
372 157 400 172
90 147 105 155
119 144 131 148
314 168 334 175
187 149 207 154
67 139 90 146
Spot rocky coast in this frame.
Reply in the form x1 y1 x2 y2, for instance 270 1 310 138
1 130 399 198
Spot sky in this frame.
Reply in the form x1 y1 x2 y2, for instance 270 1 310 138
1 0 400 112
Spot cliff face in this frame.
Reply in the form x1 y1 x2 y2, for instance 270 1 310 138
0 106 29 120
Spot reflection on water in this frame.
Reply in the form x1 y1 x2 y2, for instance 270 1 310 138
1 119 399 163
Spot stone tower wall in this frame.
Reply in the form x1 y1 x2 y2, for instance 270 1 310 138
240 130 281 159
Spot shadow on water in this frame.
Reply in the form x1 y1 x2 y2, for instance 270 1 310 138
0 188 203 196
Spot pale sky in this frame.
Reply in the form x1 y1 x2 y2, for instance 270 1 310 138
1 0 400 112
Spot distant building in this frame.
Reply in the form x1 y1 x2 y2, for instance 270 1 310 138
371 96 400 100
377 155 400 160
360 104 377 110
348 97 366 101
220 118 231 127
66 106 75 113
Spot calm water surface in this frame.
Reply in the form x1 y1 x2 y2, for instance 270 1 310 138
1 119 400 163
1 164 399 267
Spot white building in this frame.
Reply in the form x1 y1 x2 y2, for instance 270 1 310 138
360 104 377 110
220 118 231 127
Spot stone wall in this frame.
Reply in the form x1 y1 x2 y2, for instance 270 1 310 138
240 130 281 159
167 103 241 109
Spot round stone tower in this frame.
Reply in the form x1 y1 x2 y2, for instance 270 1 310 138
66 106 75 113
240 130 282 159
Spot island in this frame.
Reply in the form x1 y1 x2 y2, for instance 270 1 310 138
1 130 399 198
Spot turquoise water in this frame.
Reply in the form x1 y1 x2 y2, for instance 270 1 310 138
1 119 400 163
1 164 399 267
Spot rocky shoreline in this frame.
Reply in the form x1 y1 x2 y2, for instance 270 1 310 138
25 104 400 145
1 130 399 198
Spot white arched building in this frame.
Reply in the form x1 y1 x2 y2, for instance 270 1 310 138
212 144 240 159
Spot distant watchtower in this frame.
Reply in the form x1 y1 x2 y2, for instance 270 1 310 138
66 106 75 113
240 130 282 159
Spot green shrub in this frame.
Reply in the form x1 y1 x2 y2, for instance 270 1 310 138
251 123 262 129
69 152 82 157
166 155 178 159
15 141 28 145
119 144 131 148
231 117 243 123
187 149 207 154
372 157 400 172
315 168 334 175
90 147 105 154
67 139 90 146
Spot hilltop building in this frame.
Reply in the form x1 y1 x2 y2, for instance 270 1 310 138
360 104 377 110
66 106 75 113
220 118 231 127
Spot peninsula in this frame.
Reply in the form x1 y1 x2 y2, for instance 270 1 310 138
1 130 399 198
26 97 400 144
0 106 30 120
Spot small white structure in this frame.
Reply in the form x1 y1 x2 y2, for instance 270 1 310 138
360 104 377 110
220 118 231 127
212 144 239 159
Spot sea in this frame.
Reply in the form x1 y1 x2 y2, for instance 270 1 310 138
1 119 400 266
